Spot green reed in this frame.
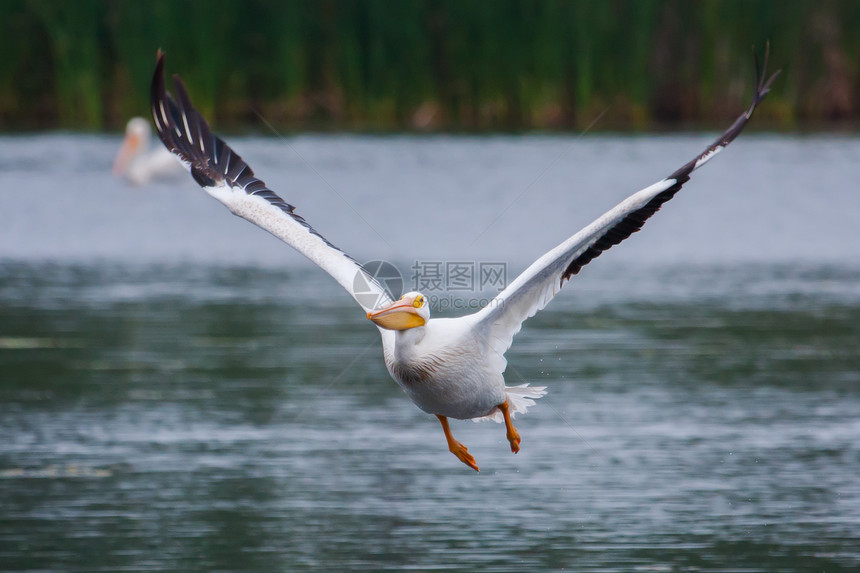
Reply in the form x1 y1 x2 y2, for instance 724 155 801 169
2 0 859 131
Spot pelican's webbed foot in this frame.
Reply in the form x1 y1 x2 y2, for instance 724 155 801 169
498 400 521 454
436 414 479 472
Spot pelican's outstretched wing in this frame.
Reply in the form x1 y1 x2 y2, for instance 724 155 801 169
150 52 393 312
473 47 779 368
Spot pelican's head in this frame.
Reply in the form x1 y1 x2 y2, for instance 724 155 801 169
112 117 151 176
366 291 430 330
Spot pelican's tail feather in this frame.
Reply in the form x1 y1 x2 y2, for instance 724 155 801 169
474 384 548 423
506 383 548 418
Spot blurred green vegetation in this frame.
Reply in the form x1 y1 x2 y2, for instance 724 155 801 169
1 0 859 131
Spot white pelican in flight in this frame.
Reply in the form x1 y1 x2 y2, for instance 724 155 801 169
113 117 185 185
150 49 778 471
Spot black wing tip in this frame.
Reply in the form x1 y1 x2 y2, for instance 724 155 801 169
734 43 780 131
563 45 780 282
751 42 781 105
150 50 222 187
148 52 290 206
152 50 167 104
150 51 171 142
153 50 165 82
667 43 779 183
151 50 164 103
146 51 360 270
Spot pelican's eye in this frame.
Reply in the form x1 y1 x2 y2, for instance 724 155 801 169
412 295 424 308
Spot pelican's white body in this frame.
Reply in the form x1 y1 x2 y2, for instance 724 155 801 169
382 318 503 419
376 316 543 422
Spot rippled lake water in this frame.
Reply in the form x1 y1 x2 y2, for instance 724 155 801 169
1 134 859 571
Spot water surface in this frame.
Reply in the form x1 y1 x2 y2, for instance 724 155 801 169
1 134 858 571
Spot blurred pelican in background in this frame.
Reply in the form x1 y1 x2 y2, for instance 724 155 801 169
112 117 185 185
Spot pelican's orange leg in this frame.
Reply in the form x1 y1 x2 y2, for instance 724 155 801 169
436 415 479 472
498 400 521 453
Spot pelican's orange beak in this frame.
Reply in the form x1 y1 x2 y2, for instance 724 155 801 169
367 298 425 330
112 131 141 176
